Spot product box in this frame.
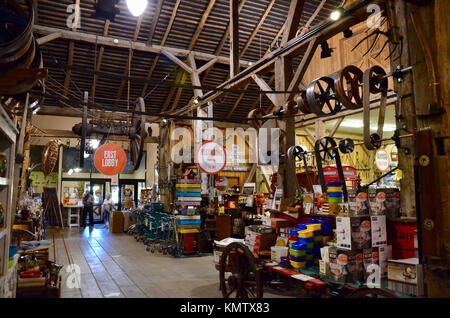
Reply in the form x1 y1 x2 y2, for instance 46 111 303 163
371 215 387 247
319 259 330 278
347 189 370 216
245 230 277 253
328 247 359 283
268 218 293 234
110 211 124 233
370 189 401 218
387 258 425 296
372 245 392 278
336 216 371 250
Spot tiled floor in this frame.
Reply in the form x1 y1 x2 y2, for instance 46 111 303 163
50 225 222 298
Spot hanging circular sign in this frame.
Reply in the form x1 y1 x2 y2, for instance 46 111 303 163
215 176 228 192
94 143 127 176
375 149 390 172
196 141 227 175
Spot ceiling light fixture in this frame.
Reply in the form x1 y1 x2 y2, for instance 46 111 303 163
330 7 344 21
194 97 200 105
126 0 147 17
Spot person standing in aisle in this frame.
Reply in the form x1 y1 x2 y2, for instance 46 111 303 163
102 192 115 228
82 190 95 230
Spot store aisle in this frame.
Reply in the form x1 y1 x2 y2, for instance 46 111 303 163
49 225 222 298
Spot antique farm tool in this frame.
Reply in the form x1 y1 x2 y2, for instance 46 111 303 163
72 97 147 170
42 139 64 177
306 76 342 117
219 242 263 298
362 65 388 150
0 0 46 96
314 137 348 202
334 65 364 110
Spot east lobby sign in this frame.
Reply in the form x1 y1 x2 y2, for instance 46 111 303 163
94 144 127 176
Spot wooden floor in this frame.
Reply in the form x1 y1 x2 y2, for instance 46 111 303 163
50 225 222 298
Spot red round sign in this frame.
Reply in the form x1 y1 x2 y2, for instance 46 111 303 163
196 141 226 175
94 144 127 176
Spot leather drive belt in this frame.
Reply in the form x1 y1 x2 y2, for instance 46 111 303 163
363 65 388 150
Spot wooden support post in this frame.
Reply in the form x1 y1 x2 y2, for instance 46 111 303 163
230 0 240 77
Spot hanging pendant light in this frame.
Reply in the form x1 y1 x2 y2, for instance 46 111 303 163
126 0 147 17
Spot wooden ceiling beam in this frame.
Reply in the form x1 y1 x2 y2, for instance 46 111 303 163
281 0 305 45
115 15 144 107
147 0 164 45
240 0 275 58
229 0 239 78
91 19 110 103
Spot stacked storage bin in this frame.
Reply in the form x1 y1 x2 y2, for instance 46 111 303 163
327 181 343 215
289 229 304 269
298 227 314 268
310 217 334 246
306 223 322 265
176 179 202 214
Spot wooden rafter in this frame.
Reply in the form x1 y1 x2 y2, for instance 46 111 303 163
230 0 239 78
114 15 144 107
282 0 305 45
90 19 110 103
240 0 275 58
140 0 182 98
147 0 164 45
62 0 80 98
167 0 216 112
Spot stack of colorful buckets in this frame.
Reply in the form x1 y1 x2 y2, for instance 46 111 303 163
327 181 343 214
289 219 334 269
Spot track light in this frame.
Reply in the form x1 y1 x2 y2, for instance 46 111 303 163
343 28 353 38
330 7 344 21
194 97 200 105
126 0 147 17
320 41 333 59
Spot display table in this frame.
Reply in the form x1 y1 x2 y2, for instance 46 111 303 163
63 204 83 228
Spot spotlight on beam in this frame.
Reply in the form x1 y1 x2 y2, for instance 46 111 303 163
343 28 353 38
194 97 200 105
320 41 333 59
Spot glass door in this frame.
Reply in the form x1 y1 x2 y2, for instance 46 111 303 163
90 182 105 223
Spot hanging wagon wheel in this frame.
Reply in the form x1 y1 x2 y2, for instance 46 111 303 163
306 76 342 117
129 97 147 170
316 137 337 162
339 138 355 154
288 145 307 161
219 242 263 298
335 65 364 110
367 65 388 94
247 108 266 129
347 287 398 298
296 91 312 114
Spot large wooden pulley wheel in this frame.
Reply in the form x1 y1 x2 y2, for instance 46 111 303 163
247 108 266 129
219 242 263 298
335 65 364 109
339 138 355 154
130 97 147 170
306 76 342 117
296 91 313 114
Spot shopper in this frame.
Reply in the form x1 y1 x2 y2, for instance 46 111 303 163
81 190 95 229
102 193 115 228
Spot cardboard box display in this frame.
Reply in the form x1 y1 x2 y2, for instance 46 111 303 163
371 215 387 247
110 211 124 233
244 230 277 252
336 216 371 250
347 189 370 216
328 247 359 283
268 218 293 234
387 258 425 296
369 189 401 218
372 245 392 278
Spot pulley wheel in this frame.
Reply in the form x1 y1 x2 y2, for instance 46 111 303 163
306 76 342 117
247 108 266 129
316 137 337 162
370 133 382 149
367 66 388 94
339 138 355 154
334 65 363 110
296 91 312 114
